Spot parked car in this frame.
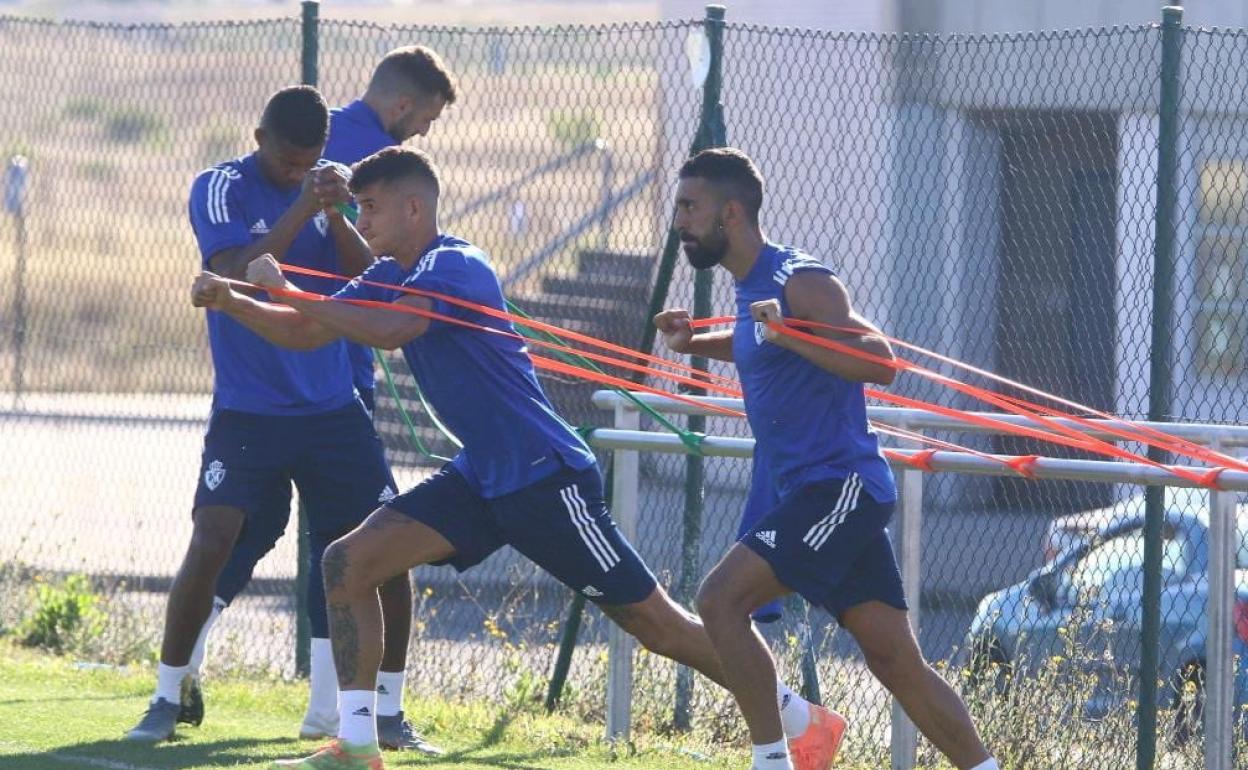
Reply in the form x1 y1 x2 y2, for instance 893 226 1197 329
1040 487 1248 564
967 486 1248 738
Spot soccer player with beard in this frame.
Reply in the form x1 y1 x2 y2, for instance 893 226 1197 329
655 147 999 770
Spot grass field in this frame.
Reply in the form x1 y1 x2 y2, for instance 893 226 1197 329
0 641 750 770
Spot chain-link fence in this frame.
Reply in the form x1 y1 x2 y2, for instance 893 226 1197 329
2 5 1248 768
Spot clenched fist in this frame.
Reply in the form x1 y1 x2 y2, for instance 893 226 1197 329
750 299 783 344
246 254 285 291
191 272 235 311
654 308 694 354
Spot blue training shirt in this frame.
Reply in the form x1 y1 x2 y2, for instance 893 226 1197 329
732 242 897 503
189 153 356 416
335 234 596 497
325 100 399 395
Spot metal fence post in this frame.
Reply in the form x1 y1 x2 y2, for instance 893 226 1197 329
6 155 29 409
890 427 923 770
1140 7 1183 767
549 5 729 713
606 402 641 740
293 0 320 680
1205 437 1235 770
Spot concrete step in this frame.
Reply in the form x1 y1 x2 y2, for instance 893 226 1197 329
541 275 651 305
510 295 645 329
577 250 654 281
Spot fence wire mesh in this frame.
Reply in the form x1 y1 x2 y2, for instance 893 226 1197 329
1 11 1247 768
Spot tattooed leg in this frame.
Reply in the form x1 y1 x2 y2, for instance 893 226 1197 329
319 506 456 692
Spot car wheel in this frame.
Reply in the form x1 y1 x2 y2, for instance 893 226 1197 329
966 636 1012 696
1170 660 1204 747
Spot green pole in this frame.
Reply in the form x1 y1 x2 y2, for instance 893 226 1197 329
673 4 726 731
546 4 729 713
1140 7 1182 769
293 0 320 680
301 1 319 87
544 596 586 711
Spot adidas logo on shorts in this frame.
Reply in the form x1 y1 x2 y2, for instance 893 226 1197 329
352 706 371 717
755 530 777 549
582 585 604 598
378 485 396 504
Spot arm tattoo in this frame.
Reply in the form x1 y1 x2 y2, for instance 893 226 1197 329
329 603 359 684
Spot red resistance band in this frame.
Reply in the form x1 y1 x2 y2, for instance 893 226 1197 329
264 267 1229 487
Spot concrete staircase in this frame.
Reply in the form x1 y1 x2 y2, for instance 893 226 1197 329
509 249 655 430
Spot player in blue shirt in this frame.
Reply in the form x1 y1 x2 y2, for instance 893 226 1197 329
193 47 459 752
124 86 411 747
191 147 824 770
656 148 999 770
324 45 457 414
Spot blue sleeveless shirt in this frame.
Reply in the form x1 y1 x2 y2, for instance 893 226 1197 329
732 243 896 503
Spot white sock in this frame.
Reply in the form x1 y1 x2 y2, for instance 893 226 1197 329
968 760 1000 770
307 638 338 720
337 689 378 748
777 681 811 737
188 597 226 679
752 738 794 770
375 669 405 717
154 663 189 704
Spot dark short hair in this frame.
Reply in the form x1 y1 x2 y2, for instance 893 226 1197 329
349 147 441 197
679 147 765 221
369 46 458 105
260 85 329 149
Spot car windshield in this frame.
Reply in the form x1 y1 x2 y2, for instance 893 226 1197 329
1068 526 1190 592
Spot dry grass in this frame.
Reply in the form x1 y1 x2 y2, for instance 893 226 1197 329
0 13 682 392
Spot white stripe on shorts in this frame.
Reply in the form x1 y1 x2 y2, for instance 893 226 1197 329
802 473 863 551
559 485 619 572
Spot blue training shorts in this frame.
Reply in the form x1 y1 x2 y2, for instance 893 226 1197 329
194 400 395 546
740 473 908 620
388 463 658 606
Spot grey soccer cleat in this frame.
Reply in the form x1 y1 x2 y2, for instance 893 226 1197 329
124 698 180 742
377 711 444 755
178 676 204 726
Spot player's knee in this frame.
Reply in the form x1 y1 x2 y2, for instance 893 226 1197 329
321 539 365 596
635 623 682 659
607 601 681 659
187 514 241 564
862 641 919 690
694 577 734 626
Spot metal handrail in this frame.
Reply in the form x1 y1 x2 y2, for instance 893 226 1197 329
591 390 1248 447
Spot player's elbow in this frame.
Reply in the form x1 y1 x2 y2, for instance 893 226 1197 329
377 318 430 350
873 365 897 386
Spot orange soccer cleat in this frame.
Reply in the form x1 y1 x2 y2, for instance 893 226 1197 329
788 704 848 770
272 739 385 770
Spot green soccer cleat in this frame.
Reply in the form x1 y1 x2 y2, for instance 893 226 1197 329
124 697 180 742
177 676 204 726
273 739 384 769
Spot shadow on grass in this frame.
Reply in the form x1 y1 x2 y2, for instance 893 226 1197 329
403 708 591 770
0 694 136 706
0 736 288 770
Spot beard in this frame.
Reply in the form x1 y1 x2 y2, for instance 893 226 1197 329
681 227 728 270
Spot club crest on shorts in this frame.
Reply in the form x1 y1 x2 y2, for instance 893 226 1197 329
203 459 226 491
313 210 329 236
754 320 766 345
